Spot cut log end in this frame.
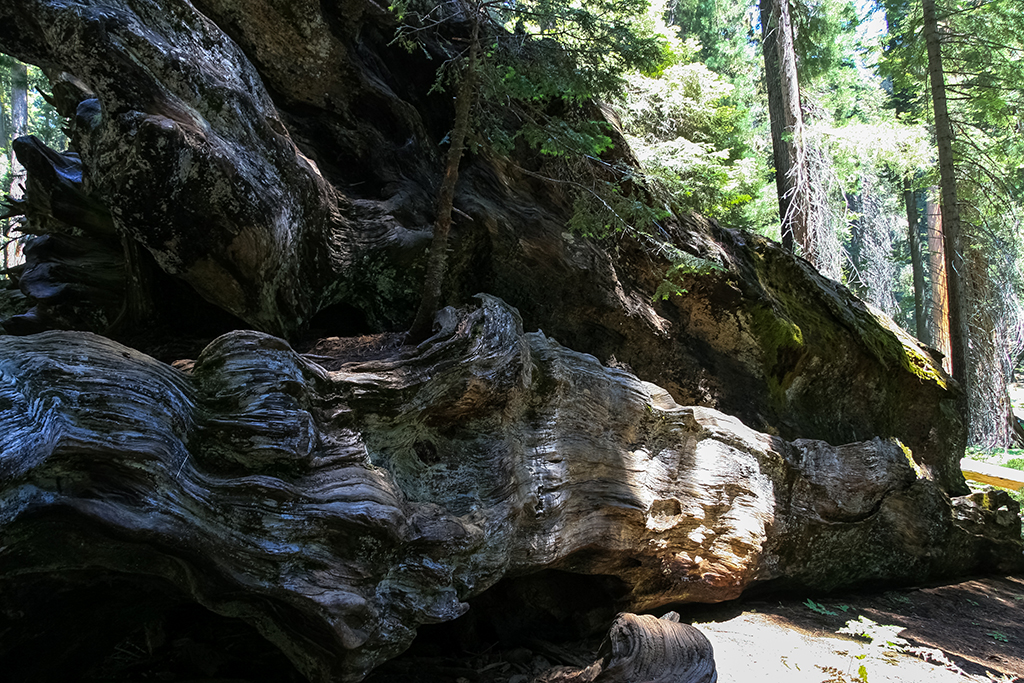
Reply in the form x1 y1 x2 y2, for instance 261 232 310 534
533 612 717 683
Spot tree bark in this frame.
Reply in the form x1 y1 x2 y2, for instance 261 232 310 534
1 2 351 336
0 95 7 175
926 189 951 372
963 247 1014 447
0 299 1018 681
760 0 810 260
532 612 717 683
904 180 930 344
0 96 6 271
847 190 865 293
760 0 791 251
923 0 966 395
407 9 480 343
9 60 27 198
4 60 28 269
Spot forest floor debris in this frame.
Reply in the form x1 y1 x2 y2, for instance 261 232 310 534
365 575 1024 683
690 575 1024 683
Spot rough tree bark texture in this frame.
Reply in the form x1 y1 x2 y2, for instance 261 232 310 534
759 0 810 259
0 0 1013 680
923 0 966 389
0 0 970 492
1 297 1019 681
926 191 952 373
532 612 717 683
0 0 352 335
903 180 930 345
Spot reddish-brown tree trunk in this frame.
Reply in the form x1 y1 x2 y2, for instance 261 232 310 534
923 0 966 391
926 191 951 373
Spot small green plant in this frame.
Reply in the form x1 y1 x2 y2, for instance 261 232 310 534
883 591 913 605
653 251 727 301
966 446 1024 463
803 598 837 615
837 616 909 651
817 664 868 683
988 631 1010 643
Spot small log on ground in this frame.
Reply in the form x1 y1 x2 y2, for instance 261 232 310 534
532 612 717 683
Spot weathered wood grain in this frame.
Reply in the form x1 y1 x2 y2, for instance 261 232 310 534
0 0 968 493
1 297 1020 681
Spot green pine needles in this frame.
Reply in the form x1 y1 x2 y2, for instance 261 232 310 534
392 0 740 308
391 0 666 157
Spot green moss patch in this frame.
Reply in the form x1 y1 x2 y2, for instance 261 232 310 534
748 303 805 399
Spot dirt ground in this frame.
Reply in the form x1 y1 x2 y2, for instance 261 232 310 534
365 576 1024 683
692 576 1024 683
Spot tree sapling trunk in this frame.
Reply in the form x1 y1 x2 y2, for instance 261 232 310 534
407 9 480 344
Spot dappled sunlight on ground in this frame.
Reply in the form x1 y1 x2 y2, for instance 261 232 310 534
691 577 1024 683
702 612 988 683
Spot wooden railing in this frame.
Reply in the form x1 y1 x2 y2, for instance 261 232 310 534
960 459 1024 491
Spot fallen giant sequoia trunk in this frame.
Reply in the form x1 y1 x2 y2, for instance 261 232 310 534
1 296 1020 681
0 0 969 496
0 0 1018 679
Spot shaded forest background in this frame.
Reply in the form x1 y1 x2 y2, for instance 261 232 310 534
2 0 1023 448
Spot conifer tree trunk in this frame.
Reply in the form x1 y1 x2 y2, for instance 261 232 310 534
9 61 27 198
963 247 1014 446
0 98 8 165
761 0 791 251
926 191 952 372
760 0 810 259
923 0 967 393
847 190 866 292
904 181 930 344
407 10 480 343
0 97 8 271
4 60 28 269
